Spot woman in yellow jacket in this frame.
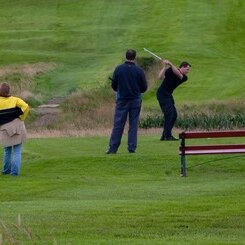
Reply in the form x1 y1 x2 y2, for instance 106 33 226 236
0 82 29 176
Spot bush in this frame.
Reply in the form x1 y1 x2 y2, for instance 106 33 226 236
139 100 245 130
136 57 157 71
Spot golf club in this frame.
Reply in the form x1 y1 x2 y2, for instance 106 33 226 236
143 48 163 61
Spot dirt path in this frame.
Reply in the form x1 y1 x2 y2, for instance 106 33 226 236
34 97 64 127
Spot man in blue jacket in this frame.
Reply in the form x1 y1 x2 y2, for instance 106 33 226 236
106 49 148 154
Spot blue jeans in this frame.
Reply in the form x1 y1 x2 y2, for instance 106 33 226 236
109 99 141 152
2 144 22 176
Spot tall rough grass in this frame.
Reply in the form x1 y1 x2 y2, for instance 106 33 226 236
30 90 244 131
0 63 57 106
52 84 115 130
140 100 245 130
0 215 42 244
16 59 243 132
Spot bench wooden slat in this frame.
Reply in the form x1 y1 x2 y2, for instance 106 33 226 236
180 149 245 155
179 144 245 155
181 149 245 155
179 130 245 139
180 144 245 150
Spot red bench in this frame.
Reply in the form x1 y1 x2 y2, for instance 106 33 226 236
179 130 245 177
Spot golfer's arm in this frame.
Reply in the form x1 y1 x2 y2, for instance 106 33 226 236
158 67 168 80
169 63 183 79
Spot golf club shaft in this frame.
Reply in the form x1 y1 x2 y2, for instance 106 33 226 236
143 48 162 60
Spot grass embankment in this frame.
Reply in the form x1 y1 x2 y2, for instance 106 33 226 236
1 0 244 130
0 136 244 244
0 0 244 103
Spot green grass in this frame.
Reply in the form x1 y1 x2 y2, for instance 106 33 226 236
0 2 244 243
0 0 244 103
0 136 244 244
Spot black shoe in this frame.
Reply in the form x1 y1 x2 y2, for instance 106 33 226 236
160 136 165 141
106 150 117 154
128 150 136 153
2 171 10 175
164 136 179 141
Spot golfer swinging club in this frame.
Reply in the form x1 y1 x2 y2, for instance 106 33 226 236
157 59 191 140
143 48 191 140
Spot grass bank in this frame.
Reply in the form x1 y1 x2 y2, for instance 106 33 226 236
0 1 244 131
0 0 244 103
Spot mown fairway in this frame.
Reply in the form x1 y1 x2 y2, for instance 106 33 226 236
0 136 244 244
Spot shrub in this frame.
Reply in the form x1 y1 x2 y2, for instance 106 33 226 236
136 57 156 71
140 100 245 130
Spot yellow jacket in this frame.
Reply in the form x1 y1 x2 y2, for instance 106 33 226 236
0 96 29 121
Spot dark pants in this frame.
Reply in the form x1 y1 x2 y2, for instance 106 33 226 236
158 96 177 138
109 99 141 152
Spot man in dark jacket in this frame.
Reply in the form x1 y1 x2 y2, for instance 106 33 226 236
107 49 148 154
157 60 191 140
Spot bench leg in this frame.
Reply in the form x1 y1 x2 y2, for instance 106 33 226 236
181 155 187 177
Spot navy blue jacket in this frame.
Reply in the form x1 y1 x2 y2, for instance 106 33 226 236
112 61 148 100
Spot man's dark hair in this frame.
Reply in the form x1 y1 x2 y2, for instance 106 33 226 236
126 49 136 60
0 82 10 97
179 61 191 68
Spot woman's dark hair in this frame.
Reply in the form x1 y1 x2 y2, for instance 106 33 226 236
0 82 10 97
179 61 191 68
126 49 136 60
